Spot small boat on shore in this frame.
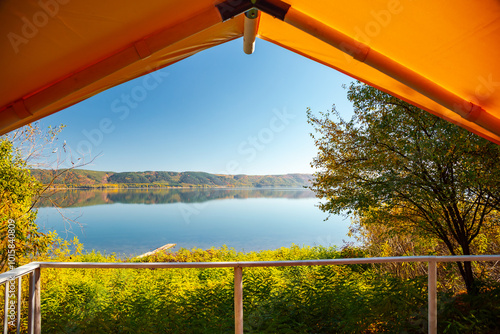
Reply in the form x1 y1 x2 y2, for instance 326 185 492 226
135 243 176 258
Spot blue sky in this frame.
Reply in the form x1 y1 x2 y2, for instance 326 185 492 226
39 38 354 175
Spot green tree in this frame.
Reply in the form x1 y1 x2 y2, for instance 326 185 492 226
308 83 500 294
1 122 82 273
0 139 50 272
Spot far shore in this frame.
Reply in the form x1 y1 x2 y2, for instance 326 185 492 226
45 185 311 190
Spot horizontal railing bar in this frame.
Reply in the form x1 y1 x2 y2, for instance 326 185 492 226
0 254 498 334
0 263 41 285
41 262 238 269
36 255 500 270
425 255 500 263
1 255 498 280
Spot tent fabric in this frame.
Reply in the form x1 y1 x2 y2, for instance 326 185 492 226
1 0 500 144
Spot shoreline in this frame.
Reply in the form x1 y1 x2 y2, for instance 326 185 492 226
44 185 311 190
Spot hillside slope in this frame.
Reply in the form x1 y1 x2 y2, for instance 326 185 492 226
31 169 313 188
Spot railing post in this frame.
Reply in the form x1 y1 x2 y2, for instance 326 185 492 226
28 272 33 334
234 266 243 334
4 280 9 334
17 277 21 334
28 268 41 334
428 259 437 334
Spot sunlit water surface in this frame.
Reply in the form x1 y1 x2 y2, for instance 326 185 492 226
36 188 352 256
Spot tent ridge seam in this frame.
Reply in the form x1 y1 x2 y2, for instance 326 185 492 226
462 103 482 122
12 99 32 119
134 40 152 59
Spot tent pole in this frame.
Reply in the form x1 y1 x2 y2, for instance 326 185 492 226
243 9 260 54
256 1 500 137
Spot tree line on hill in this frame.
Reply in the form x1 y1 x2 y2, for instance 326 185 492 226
30 169 313 189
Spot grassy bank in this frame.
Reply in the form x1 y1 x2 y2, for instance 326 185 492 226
25 245 498 333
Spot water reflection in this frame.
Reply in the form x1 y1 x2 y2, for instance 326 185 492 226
35 188 351 255
36 188 316 208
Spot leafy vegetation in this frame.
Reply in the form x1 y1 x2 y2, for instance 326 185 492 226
0 244 493 333
0 139 51 272
2 139 500 333
1 123 84 274
30 169 313 189
308 83 500 294
3 87 500 332
349 215 500 290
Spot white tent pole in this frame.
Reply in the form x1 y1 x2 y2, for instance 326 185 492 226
243 9 260 55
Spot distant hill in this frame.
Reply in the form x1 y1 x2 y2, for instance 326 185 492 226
30 169 313 189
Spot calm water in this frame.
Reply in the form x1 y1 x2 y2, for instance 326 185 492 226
35 188 352 256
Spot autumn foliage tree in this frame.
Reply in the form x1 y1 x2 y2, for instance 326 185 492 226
0 139 50 272
308 83 500 294
0 123 84 272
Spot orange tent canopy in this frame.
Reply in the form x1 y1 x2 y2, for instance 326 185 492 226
2 0 500 143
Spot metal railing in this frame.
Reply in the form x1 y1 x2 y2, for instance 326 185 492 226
0 263 41 334
1 255 500 334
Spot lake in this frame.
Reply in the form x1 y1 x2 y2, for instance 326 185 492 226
35 188 352 257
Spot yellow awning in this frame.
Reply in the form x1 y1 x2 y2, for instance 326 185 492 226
2 0 500 144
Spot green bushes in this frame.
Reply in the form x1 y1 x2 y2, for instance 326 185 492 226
37 246 429 333
20 244 496 333
437 282 500 334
